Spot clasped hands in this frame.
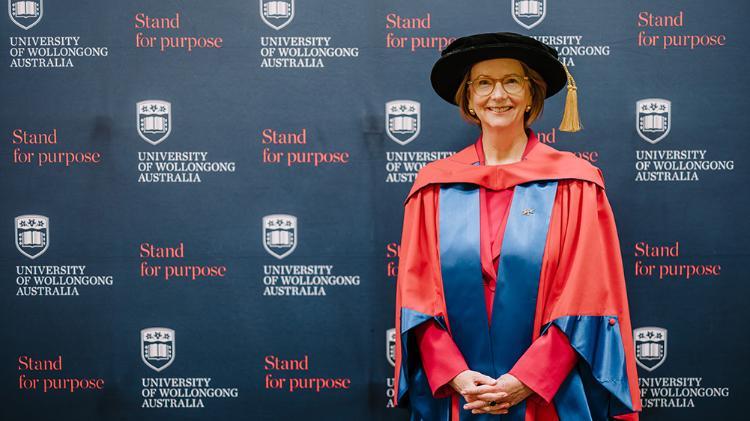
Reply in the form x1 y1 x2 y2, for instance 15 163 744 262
449 370 533 415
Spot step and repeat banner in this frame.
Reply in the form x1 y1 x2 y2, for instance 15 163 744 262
2 0 748 420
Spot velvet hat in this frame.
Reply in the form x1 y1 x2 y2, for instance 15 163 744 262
431 32 581 132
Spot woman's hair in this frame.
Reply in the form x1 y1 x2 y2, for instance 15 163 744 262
454 61 548 128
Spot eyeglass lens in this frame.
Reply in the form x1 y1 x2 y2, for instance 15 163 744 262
473 76 525 96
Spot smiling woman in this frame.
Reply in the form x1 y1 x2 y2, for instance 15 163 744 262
392 33 642 421
455 60 547 131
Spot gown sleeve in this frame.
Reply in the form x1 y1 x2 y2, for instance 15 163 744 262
393 185 451 411
509 324 578 404
414 320 469 398
531 179 642 419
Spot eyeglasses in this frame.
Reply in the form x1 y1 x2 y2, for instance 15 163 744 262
467 75 529 97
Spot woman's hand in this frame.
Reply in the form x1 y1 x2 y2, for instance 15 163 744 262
461 373 533 415
449 370 511 414
448 370 497 395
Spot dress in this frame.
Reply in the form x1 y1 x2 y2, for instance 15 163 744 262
392 130 642 420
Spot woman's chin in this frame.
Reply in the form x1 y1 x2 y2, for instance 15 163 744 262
481 117 523 130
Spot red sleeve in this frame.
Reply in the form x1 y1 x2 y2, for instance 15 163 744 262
508 325 578 404
414 320 469 398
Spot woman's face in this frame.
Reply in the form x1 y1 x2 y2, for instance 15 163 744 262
468 58 531 131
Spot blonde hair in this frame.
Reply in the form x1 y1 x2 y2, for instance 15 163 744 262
455 61 548 128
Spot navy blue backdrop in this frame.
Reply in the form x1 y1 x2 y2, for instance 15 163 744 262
2 0 748 420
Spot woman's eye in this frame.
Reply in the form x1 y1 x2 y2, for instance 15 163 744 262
505 77 521 86
477 79 492 86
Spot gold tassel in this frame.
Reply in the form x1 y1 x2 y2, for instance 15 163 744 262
559 64 582 132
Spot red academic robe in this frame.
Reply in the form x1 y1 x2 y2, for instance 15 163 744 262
415 136 579 404
393 131 642 420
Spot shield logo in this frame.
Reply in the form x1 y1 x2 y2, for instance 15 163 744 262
386 328 396 367
512 0 546 30
263 214 297 259
141 327 175 372
137 100 171 145
636 98 671 144
8 0 42 30
260 0 294 31
385 100 421 146
15 214 48 259
634 327 667 372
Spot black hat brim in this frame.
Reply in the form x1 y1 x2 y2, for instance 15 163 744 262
431 35 567 105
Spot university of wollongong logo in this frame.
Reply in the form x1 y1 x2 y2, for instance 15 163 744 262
8 0 42 30
385 100 420 146
260 0 294 30
15 214 48 259
512 0 545 30
141 327 175 372
137 100 171 145
636 98 671 144
386 328 396 367
263 214 297 259
634 326 667 372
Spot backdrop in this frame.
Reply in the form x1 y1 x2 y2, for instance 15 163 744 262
2 0 748 420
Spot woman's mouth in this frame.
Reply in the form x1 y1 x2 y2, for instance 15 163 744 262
487 106 513 114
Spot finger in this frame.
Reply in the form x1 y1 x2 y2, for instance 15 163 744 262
475 392 508 402
462 394 478 403
471 407 501 415
473 404 509 414
473 374 497 385
463 400 510 411
463 400 491 410
462 384 496 395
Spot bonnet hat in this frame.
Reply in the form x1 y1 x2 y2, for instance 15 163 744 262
430 32 581 132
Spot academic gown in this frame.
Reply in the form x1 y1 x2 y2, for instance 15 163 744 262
413 136 580 405
393 131 642 421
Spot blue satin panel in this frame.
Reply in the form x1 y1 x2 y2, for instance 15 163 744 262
438 182 557 421
439 184 494 421
488 181 558 421
398 307 451 421
548 316 635 420
490 182 558 371
438 185 494 375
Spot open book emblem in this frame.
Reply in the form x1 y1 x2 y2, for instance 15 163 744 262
634 326 667 372
386 328 396 367
263 214 297 259
636 98 671 144
385 100 421 146
141 327 175 372
15 214 49 259
8 0 43 30
137 100 172 145
512 0 546 30
260 0 294 31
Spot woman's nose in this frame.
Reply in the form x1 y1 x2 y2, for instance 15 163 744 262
490 81 508 99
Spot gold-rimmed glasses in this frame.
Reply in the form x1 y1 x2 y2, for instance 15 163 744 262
467 75 529 97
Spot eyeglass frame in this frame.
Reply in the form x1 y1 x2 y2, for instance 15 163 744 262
466 75 530 97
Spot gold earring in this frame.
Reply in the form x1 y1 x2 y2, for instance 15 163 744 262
525 105 531 112
469 108 475 115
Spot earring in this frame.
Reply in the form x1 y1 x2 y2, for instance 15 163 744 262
525 105 531 112
469 108 475 115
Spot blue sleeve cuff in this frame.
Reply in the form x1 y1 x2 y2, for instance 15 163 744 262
546 316 637 420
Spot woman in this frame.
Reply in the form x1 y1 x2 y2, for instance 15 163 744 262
392 33 642 420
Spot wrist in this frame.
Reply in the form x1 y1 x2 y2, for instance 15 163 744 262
449 370 470 392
